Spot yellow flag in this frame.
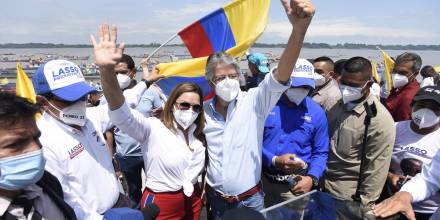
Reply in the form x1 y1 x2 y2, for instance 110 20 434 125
435 65 440 72
379 50 395 94
371 61 380 83
16 63 40 119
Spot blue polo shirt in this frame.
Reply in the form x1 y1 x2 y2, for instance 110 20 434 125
262 96 329 179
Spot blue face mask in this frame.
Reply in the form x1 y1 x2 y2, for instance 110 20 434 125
0 149 46 190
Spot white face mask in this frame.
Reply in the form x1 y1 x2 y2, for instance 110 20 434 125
48 100 87 127
215 78 240 102
285 88 310 105
314 74 327 87
173 107 199 130
392 73 409 88
117 74 132 90
339 84 365 104
412 108 440 129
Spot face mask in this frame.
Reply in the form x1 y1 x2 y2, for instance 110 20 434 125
215 78 240 102
412 108 440 129
392 73 409 88
314 74 327 87
0 150 46 190
339 83 365 104
48 100 87 127
285 88 310 105
117 74 132 90
173 107 199 130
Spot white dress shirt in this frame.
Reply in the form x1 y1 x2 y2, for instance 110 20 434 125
401 145 440 203
203 70 289 196
109 103 205 196
38 82 147 220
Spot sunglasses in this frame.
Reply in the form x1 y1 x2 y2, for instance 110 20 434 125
175 102 202 113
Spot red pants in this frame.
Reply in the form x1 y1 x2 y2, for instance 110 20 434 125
141 185 202 220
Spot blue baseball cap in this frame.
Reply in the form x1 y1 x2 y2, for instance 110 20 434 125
247 53 269 74
290 58 316 89
32 60 96 102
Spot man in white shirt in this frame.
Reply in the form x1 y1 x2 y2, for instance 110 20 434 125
32 59 150 220
374 86 440 220
202 1 315 219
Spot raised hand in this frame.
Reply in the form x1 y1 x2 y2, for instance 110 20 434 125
281 0 315 33
145 67 165 83
90 24 125 68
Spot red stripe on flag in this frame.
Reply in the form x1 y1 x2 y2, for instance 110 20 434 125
178 21 214 58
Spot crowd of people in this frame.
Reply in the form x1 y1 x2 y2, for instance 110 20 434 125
1 0 440 220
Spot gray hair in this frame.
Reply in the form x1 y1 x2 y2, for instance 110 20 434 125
205 52 240 82
395 52 422 74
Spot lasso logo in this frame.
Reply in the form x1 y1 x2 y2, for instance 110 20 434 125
294 64 313 73
52 66 81 81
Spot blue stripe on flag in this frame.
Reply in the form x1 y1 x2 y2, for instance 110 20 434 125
199 8 236 53
156 76 213 98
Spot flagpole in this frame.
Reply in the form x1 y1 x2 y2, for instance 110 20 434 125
146 33 179 60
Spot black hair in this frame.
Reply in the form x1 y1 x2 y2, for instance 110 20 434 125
334 59 347 75
314 56 334 65
395 52 422 74
342 57 372 81
0 92 40 128
119 54 135 70
420 65 437 78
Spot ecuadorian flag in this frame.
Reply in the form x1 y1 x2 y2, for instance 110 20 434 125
156 0 270 98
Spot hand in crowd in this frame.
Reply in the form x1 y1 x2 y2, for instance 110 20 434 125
146 67 165 84
281 0 315 33
387 173 412 192
373 192 416 220
151 107 163 119
274 154 305 174
290 175 313 195
90 24 125 68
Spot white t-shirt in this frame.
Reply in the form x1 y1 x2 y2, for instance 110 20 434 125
391 120 440 213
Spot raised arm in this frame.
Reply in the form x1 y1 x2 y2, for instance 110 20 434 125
91 24 162 111
275 0 315 84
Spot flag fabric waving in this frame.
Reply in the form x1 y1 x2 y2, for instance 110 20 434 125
379 50 395 95
16 63 37 104
156 0 270 97
435 65 440 72
371 61 381 83
16 63 41 119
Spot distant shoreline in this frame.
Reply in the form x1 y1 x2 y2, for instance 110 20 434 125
1 43 439 51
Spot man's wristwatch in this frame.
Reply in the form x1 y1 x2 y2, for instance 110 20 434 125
141 79 151 88
306 174 319 187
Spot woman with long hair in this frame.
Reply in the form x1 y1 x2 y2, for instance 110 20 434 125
93 25 206 220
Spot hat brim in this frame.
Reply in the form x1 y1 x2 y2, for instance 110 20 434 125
258 65 269 74
52 81 96 102
291 77 316 89
413 94 440 105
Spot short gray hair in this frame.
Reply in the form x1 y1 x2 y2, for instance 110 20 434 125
205 52 240 82
395 52 422 74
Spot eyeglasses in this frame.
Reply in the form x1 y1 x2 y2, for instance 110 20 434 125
212 73 239 83
175 102 202 113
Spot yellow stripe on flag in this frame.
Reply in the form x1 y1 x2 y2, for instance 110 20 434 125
371 61 380 83
379 50 394 94
16 63 41 119
157 0 270 78
435 65 440 72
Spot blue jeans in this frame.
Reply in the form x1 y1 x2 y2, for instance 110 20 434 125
206 185 265 220
116 155 144 209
